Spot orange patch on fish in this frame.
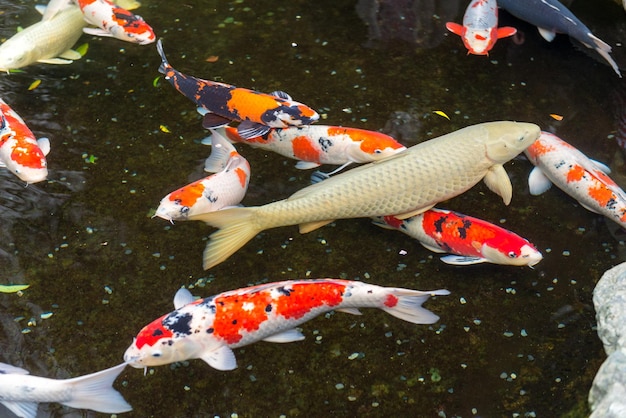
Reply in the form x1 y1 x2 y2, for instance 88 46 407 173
235 167 247 188
227 89 279 121
587 184 615 207
566 164 586 183
273 282 345 319
135 314 174 349
168 182 205 207
292 136 321 162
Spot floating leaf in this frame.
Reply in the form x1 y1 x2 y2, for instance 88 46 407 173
549 114 563 121
152 76 161 87
205 55 219 63
28 79 41 91
75 43 89 57
8 69 24 74
433 110 450 120
159 124 171 133
0 284 30 293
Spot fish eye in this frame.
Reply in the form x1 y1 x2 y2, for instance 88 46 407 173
181 206 190 214
374 149 382 154
151 352 162 358
508 251 517 258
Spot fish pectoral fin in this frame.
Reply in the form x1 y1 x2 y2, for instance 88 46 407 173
83 27 115 37
0 161 6 168
115 0 142 11
336 307 363 315
37 57 74 65
295 160 321 170
394 206 433 220
299 219 334 234
202 113 231 130
269 90 292 100
419 242 447 254
262 328 305 343
58 49 82 60
496 27 517 39
0 363 29 375
204 129 236 172
440 255 487 265
202 345 237 371
445 22 464 36
37 137 51 156
527 166 553 195
579 201 602 215
237 121 271 140
1 400 39 418
173 288 195 309
483 164 512 205
538 27 556 42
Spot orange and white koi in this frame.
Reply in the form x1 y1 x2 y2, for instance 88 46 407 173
223 125 406 175
0 99 50 184
0 362 131 418
76 0 155 45
154 130 250 222
373 209 542 266
124 279 449 371
445 0 517 55
156 40 319 140
525 131 626 228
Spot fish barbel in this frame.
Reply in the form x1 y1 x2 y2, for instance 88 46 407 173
190 121 540 269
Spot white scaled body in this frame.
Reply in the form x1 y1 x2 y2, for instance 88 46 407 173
190 121 541 269
0 6 86 71
0 362 131 418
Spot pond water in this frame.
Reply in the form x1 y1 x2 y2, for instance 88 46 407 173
1 0 625 416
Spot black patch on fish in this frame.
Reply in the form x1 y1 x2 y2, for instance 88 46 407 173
152 328 164 337
318 137 332 152
433 215 448 234
163 311 193 336
265 304 272 313
276 286 292 297
555 160 566 169
232 319 237 325
457 220 472 240
207 327 214 334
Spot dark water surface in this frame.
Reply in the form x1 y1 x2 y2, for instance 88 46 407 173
1 0 625 416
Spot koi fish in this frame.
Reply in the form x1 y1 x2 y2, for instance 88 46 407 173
525 131 626 229
154 130 250 222
373 209 543 266
76 0 156 45
0 99 50 184
498 0 621 77
188 121 540 270
445 0 517 55
0 362 131 418
0 5 86 71
223 125 406 175
156 39 319 140
124 279 450 370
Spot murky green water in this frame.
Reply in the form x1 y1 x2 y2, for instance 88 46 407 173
1 0 626 416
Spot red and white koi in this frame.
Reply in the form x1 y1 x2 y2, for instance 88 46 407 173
76 0 155 45
223 125 406 175
525 131 626 228
154 130 250 222
124 279 449 370
446 0 517 55
373 208 542 266
0 362 131 418
156 39 319 140
0 99 50 184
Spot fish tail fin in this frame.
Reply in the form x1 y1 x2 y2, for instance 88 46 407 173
190 207 262 269
156 39 171 75
588 33 622 77
62 363 132 414
382 289 450 324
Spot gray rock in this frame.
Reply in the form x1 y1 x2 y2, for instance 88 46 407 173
593 262 626 355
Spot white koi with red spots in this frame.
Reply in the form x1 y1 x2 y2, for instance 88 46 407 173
154 130 250 222
525 131 626 228
223 125 406 174
190 121 540 270
123 279 449 371
76 0 156 45
373 209 542 266
0 99 50 184
445 0 517 55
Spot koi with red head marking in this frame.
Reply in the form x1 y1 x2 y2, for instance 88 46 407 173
76 0 155 44
124 279 449 371
445 0 517 55
525 131 626 228
223 125 406 175
373 208 542 266
153 129 250 222
156 39 319 140
0 98 50 183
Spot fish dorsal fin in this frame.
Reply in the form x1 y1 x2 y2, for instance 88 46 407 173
336 307 362 315
201 345 237 371
237 121 271 140
262 328 305 343
270 90 292 100
173 288 195 309
538 27 556 42
496 27 517 39
1 400 39 418
40 0 73 20
440 255 486 265
394 205 433 220
0 362 29 375
483 164 512 205
590 158 611 174
527 166 552 195
37 137 50 156
202 113 231 130
299 219 334 234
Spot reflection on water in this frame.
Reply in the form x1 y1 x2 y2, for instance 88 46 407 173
0 0 625 416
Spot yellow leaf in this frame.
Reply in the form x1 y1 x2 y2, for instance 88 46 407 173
28 79 41 91
0 284 30 293
549 114 563 121
75 43 89 57
433 110 450 120
159 125 171 133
